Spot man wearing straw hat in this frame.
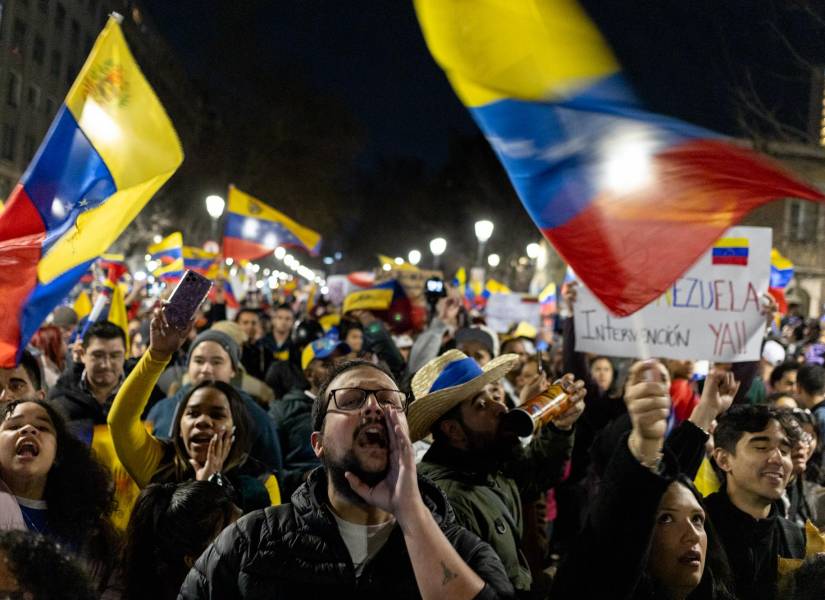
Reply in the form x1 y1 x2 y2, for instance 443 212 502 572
410 349 585 596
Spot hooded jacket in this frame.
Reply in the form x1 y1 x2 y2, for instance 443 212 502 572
178 468 514 600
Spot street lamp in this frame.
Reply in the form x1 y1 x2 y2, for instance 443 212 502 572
474 220 494 267
205 194 225 240
526 242 541 260
429 237 447 270
408 249 421 266
487 253 500 268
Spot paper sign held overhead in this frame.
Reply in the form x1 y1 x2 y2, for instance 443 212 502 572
573 227 771 362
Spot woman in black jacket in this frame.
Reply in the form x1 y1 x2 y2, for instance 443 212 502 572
553 360 736 599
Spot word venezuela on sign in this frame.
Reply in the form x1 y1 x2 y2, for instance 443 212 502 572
573 227 770 362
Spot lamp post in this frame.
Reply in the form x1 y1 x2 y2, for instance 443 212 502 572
526 242 541 261
474 220 494 267
205 194 225 240
408 249 422 266
487 253 500 268
429 237 447 270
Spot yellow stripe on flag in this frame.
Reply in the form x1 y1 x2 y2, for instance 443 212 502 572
714 237 749 248
39 16 182 283
148 232 183 256
414 0 619 107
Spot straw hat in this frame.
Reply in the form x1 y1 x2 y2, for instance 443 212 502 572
407 349 519 442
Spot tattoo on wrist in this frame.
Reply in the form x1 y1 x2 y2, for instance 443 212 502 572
441 561 457 586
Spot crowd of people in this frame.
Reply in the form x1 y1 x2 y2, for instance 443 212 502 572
0 274 824 599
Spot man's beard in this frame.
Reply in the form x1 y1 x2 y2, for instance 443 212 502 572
462 422 522 466
323 426 390 506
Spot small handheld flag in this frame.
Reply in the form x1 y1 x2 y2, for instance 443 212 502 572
148 232 184 281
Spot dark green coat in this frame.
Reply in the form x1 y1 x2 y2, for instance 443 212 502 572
419 425 574 593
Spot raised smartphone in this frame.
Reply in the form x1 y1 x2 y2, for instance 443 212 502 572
164 270 213 331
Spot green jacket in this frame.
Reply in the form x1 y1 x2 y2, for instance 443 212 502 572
419 425 574 593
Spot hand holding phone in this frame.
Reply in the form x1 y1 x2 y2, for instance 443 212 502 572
163 270 213 331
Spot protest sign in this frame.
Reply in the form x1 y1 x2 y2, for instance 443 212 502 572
573 227 771 362
486 293 541 334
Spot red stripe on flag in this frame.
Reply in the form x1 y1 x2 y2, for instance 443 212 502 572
222 236 273 262
0 185 46 366
544 139 824 316
712 256 748 266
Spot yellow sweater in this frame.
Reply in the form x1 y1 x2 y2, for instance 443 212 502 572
107 351 280 505
108 350 173 488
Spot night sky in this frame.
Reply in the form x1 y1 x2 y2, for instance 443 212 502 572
141 0 825 164
137 1 825 270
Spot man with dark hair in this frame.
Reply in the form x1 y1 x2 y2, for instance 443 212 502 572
180 359 514 598
770 362 799 394
409 349 585 596
0 350 45 402
235 308 272 380
263 303 296 362
797 364 825 440
707 405 805 600
49 320 127 434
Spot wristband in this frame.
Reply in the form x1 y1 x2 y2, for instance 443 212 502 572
208 472 228 488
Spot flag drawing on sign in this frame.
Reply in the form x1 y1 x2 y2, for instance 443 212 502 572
770 248 794 289
0 15 182 366
223 185 322 262
148 232 184 281
413 0 824 317
712 238 749 266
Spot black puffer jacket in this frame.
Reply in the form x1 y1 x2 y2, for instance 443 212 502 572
178 468 514 600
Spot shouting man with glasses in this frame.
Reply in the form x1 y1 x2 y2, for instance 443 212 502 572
180 359 514 599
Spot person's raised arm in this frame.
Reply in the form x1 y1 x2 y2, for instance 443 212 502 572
108 309 193 487
552 360 673 598
345 408 504 600
503 373 585 500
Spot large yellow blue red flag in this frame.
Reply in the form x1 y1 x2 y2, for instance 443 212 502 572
0 15 182 366
223 185 322 261
148 232 184 281
414 0 824 316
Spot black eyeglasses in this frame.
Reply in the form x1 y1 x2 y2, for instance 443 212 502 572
328 388 407 412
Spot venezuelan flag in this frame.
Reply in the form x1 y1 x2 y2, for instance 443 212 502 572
539 282 558 315
183 246 219 278
414 0 824 316
770 248 794 289
148 232 184 281
711 237 749 266
148 232 183 265
99 252 128 282
223 185 322 261
0 16 182 366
